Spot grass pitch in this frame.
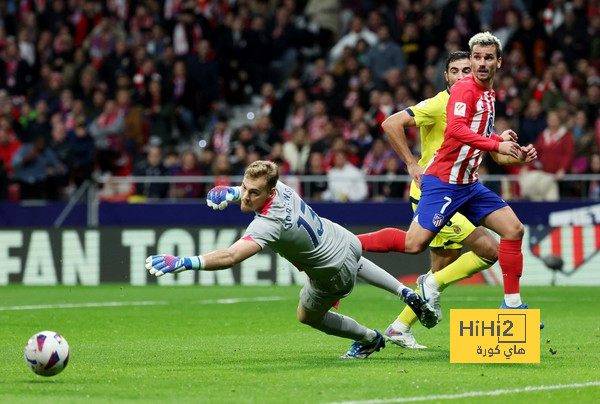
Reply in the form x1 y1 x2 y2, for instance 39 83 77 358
1 284 599 403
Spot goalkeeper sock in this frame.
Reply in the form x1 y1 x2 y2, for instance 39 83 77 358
316 311 371 341
357 257 406 297
433 252 494 291
357 228 406 252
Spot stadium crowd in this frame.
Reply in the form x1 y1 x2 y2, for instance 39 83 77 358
0 0 599 202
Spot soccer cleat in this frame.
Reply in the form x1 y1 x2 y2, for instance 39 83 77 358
340 330 386 359
417 274 442 322
500 301 545 329
383 324 427 349
401 288 439 329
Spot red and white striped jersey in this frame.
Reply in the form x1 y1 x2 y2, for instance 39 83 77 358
425 74 500 184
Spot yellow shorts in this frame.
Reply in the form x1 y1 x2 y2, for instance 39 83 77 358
409 181 476 250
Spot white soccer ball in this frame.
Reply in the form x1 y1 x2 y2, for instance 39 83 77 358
24 331 70 376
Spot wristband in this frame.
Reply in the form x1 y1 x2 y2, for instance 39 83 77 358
187 255 206 270
230 186 241 201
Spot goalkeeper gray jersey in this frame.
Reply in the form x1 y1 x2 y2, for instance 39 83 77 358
243 181 359 280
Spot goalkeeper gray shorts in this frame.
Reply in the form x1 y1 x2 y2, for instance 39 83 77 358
299 237 361 313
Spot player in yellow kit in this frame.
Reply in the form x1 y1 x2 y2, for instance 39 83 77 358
377 51 500 348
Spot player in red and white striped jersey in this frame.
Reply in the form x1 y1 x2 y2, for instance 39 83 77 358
360 32 540 313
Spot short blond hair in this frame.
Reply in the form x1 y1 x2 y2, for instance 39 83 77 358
245 160 279 190
468 32 502 57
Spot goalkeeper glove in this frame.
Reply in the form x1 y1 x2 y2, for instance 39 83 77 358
145 255 204 277
206 186 240 210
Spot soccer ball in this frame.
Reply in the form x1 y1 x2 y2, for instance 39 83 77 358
24 331 70 376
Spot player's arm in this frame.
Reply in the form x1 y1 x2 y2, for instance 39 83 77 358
446 90 520 158
382 110 424 187
490 144 537 165
145 238 262 276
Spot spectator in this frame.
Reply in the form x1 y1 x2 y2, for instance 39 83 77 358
144 77 174 147
519 99 546 146
70 120 95 187
133 145 169 199
252 114 281 154
585 153 600 200
364 25 406 85
570 109 597 174
11 135 65 200
174 150 204 199
185 40 220 117
328 15 377 69
48 122 74 197
305 100 330 144
163 150 181 176
283 127 311 174
322 150 368 202
208 114 232 155
116 89 145 155
89 99 125 174
0 155 7 200
315 73 344 120
362 138 393 176
519 110 574 200
582 79 600 124
20 100 52 143
552 4 589 69
0 38 32 96
304 150 328 201
284 87 312 136
372 156 406 200
211 152 233 187
0 127 22 177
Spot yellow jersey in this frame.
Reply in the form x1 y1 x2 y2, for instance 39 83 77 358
406 89 449 168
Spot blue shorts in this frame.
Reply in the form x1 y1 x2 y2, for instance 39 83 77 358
414 175 508 233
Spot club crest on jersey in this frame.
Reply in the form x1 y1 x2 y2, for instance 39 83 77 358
433 213 445 227
454 102 466 117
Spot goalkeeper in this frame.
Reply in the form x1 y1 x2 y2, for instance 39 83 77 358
146 160 438 359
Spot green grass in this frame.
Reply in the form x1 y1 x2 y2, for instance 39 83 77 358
1 285 599 403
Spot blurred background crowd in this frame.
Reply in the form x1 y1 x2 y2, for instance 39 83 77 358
0 0 599 203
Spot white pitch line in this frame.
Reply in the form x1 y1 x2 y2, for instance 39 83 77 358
327 381 600 404
0 296 288 311
0 301 168 311
195 296 288 305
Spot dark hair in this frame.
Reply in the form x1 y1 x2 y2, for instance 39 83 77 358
445 51 470 71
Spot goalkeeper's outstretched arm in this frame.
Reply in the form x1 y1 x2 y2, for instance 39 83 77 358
146 239 262 276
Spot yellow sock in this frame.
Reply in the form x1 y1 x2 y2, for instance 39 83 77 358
433 252 493 291
397 271 432 328
397 253 493 328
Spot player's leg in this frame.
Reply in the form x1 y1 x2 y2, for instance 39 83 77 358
431 226 498 290
477 205 525 307
387 217 496 347
463 183 526 308
357 220 435 254
385 248 459 349
357 257 438 329
298 242 385 358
